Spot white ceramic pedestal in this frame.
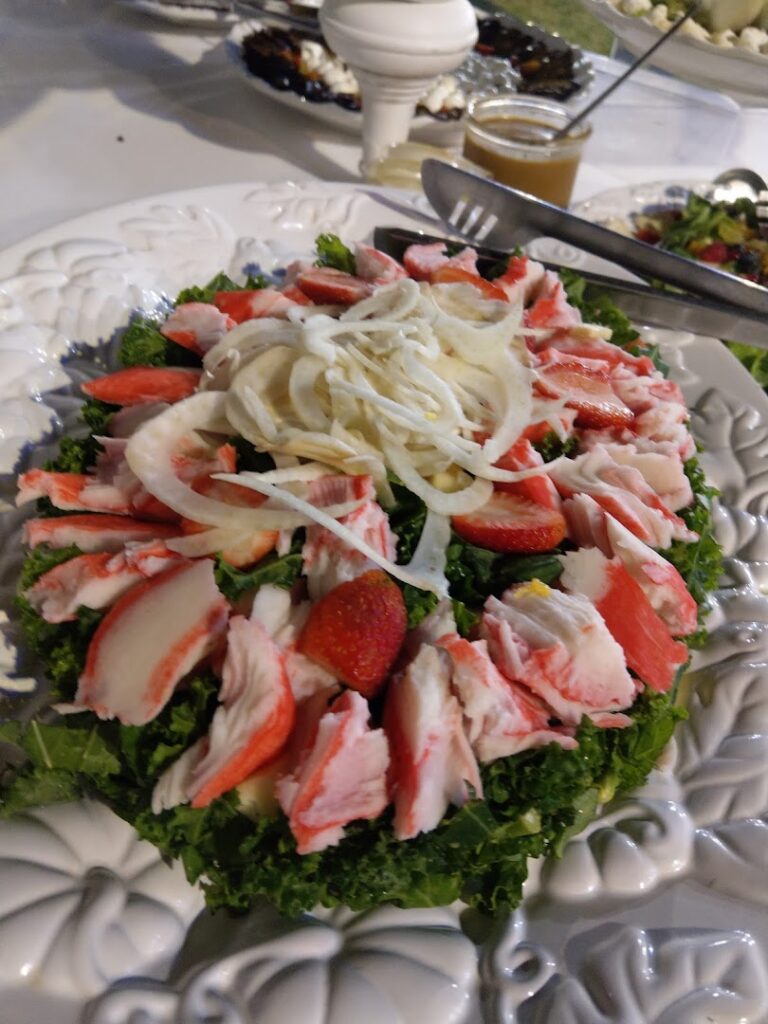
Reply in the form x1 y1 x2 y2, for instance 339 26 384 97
319 0 478 172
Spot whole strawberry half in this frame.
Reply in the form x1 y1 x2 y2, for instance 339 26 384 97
297 570 408 698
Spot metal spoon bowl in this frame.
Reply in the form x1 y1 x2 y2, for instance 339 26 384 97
709 167 768 204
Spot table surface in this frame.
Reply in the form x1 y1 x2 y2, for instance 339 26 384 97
1 0 767 252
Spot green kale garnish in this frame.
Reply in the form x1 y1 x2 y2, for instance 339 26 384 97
532 432 579 463
175 271 268 306
214 552 303 603
315 233 356 275
118 314 201 369
664 458 722 637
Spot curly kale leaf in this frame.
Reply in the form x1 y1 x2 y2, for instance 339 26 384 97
175 271 268 306
118 314 201 368
314 234 356 275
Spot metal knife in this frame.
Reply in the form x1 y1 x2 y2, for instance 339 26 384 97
420 159 768 322
372 225 768 349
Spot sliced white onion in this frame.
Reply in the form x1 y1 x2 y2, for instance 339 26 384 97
382 435 493 517
213 472 449 596
125 392 310 530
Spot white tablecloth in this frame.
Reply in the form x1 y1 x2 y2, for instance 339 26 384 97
1 0 766 250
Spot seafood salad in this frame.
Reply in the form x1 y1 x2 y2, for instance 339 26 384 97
0 235 721 915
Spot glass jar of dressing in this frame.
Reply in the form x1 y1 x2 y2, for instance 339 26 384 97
462 94 591 207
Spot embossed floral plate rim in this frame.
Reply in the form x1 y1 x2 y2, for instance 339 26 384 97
2 181 768 1024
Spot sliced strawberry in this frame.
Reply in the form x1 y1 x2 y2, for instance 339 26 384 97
535 361 634 429
297 569 407 698
82 367 201 407
452 492 566 553
294 267 372 305
697 241 730 263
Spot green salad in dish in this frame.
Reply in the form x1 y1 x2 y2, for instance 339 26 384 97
632 191 768 388
0 235 721 917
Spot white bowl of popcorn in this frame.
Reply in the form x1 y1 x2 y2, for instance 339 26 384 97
580 0 768 104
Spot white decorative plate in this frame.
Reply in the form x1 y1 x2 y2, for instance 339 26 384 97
117 0 239 28
2 182 768 1024
579 0 768 105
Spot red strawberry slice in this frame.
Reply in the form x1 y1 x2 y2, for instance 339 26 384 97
297 569 407 697
452 492 566 553
82 367 201 407
535 361 634 429
431 265 509 301
294 267 373 305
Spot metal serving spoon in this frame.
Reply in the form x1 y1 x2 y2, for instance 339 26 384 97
709 168 768 239
710 167 768 203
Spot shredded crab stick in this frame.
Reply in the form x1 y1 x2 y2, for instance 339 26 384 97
384 644 482 841
160 302 235 355
301 474 397 599
276 689 390 854
524 270 583 331
24 543 182 623
548 447 698 549
481 582 637 727
76 559 229 725
354 243 407 284
564 494 698 636
588 442 694 512
23 514 182 552
437 634 577 759
559 548 689 694
177 478 279 568
402 241 478 281
187 616 296 808
82 367 202 406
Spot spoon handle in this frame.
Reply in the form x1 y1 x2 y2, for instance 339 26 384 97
552 1 701 142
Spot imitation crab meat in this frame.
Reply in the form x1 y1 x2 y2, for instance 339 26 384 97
559 547 689 693
23 513 182 552
384 643 482 840
437 633 576 759
187 615 296 808
160 301 235 355
24 542 182 623
482 582 637 726
76 559 229 725
301 474 397 599
564 493 698 636
276 688 389 854
548 446 697 549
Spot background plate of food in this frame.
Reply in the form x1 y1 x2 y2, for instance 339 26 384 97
580 0 768 104
225 10 593 140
